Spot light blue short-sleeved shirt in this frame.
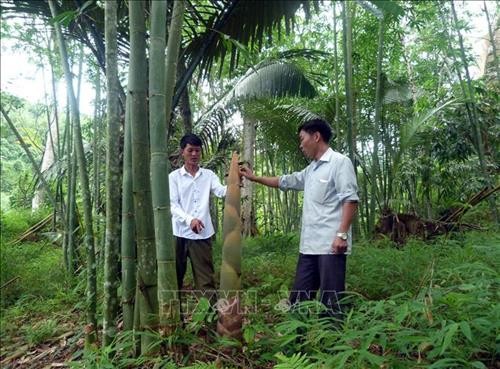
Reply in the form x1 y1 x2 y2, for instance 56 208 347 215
279 148 359 255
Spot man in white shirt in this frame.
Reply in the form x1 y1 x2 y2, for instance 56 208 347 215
169 134 227 305
239 119 358 316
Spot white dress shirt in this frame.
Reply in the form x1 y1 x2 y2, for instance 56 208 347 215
169 166 227 239
279 148 359 255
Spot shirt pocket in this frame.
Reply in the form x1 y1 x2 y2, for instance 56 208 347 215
311 178 329 203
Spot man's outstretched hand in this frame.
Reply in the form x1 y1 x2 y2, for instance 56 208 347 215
239 165 255 181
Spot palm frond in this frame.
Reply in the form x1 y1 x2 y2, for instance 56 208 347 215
393 99 458 173
229 61 317 102
196 60 317 127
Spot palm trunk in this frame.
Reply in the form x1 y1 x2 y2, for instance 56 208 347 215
217 152 243 339
121 96 136 332
129 0 159 353
149 0 184 333
177 57 194 134
49 0 97 346
102 0 122 347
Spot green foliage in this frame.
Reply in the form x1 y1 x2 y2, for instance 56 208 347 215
0 209 65 308
274 352 316 369
258 231 499 369
23 318 58 345
1 93 49 210
0 240 67 308
1 228 497 368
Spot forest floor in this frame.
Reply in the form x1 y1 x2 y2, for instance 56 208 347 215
1 214 499 368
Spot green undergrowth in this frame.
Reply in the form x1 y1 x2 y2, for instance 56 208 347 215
0 208 81 348
69 230 499 369
1 208 498 368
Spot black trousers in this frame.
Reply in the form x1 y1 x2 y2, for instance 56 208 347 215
289 253 346 315
175 237 217 305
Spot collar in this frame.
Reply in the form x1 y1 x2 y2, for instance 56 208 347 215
180 165 202 178
317 147 334 162
312 147 333 169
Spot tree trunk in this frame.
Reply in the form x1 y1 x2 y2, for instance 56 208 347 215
177 57 193 134
102 0 122 347
129 0 159 353
217 152 243 339
121 95 136 332
150 0 184 334
64 102 78 275
450 2 498 224
333 2 340 150
92 67 102 227
91 66 104 266
241 113 256 237
342 1 355 163
482 0 500 80
342 1 359 236
49 0 97 346
369 18 384 234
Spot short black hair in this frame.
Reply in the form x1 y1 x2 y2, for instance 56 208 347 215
297 118 333 143
180 133 202 149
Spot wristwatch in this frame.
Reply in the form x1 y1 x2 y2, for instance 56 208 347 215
336 232 348 241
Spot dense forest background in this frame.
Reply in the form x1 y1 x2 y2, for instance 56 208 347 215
0 0 498 368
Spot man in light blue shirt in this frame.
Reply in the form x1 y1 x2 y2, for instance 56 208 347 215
240 119 358 315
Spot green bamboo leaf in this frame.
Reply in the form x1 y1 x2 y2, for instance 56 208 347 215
440 322 459 356
395 303 409 324
359 349 385 365
459 321 473 341
427 358 462 368
243 325 256 344
470 361 487 369
49 10 78 27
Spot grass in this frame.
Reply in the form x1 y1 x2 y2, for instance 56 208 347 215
0 208 81 349
0 207 498 368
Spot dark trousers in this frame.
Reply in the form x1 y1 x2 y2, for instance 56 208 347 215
289 253 346 316
176 237 217 305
